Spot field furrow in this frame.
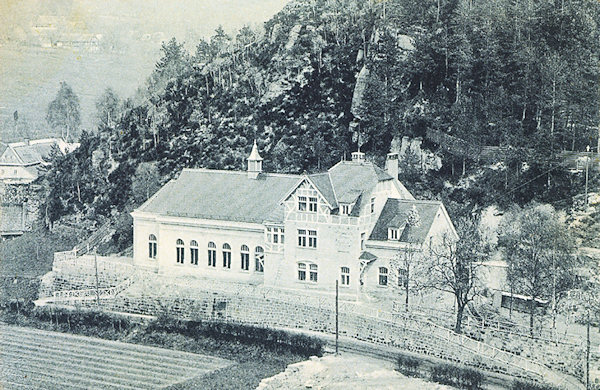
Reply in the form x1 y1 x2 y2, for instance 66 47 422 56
0 324 231 390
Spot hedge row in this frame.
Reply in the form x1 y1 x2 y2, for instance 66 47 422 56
148 314 324 357
397 354 566 390
1 304 324 358
510 379 562 390
398 356 484 390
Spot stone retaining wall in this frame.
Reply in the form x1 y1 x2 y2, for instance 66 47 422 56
68 291 579 387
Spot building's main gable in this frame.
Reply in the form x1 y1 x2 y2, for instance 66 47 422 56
0 146 22 165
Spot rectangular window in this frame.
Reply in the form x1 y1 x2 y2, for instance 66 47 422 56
280 228 285 244
298 196 307 211
398 268 408 288
309 264 318 282
190 248 199 265
379 267 388 286
388 228 399 240
370 197 375 214
298 229 307 247
208 249 216 267
298 263 306 281
341 267 350 286
267 227 285 244
341 204 350 215
308 230 317 248
361 232 366 250
308 197 318 212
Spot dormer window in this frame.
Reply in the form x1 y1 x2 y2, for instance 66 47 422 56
341 204 351 215
298 196 307 211
388 228 399 240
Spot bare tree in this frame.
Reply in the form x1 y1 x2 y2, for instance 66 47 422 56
390 205 425 311
390 243 421 312
427 217 483 334
499 203 575 337
46 81 81 142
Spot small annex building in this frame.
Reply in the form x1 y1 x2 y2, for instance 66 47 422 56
131 141 457 298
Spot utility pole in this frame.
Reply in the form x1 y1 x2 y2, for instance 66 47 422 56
335 280 339 355
94 247 100 307
585 145 590 208
587 310 591 390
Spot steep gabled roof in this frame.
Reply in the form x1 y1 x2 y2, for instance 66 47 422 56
369 199 443 244
137 169 300 224
328 161 392 204
0 139 76 166
307 172 337 208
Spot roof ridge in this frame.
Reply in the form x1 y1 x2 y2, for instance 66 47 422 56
389 198 442 205
181 168 301 179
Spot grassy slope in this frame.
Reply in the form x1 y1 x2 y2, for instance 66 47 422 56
0 230 77 302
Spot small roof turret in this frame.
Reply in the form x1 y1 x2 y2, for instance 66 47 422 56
247 140 263 179
248 140 263 161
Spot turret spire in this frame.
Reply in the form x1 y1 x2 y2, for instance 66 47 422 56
247 140 263 179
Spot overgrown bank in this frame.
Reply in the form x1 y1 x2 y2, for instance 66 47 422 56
0 303 324 390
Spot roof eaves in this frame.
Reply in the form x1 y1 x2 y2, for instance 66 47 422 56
136 178 176 212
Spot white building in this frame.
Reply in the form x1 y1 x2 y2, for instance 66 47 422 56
131 142 457 298
0 138 78 184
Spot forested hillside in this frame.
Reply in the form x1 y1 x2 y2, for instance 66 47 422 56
38 0 600 249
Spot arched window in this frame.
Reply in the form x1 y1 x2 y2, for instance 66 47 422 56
254 246 264 272
240 245 250 271
176 239 185 264
309 264 318 282
222 243 231 268
148 234 157 259
190 240 199 265
340 266 350 286
379 267 388 286
208 242 216 267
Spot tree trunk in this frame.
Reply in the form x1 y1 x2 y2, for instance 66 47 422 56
405 280 409 312
529 297 535 337
455 303 465 334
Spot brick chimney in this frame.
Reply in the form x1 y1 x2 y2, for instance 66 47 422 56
386 152 399 179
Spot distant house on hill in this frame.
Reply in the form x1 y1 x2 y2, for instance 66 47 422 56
0 138 78 184
131 142 457 298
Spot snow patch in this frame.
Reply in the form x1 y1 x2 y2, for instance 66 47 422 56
256 354 454 390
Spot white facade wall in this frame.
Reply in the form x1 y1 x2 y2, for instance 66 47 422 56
0 165 36 183
133 213 266 283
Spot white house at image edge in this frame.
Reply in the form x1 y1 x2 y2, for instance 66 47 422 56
131 142 457 298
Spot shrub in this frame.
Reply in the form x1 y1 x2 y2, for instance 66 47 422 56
457 367 484 390
430 363 484 390
431 363 456 386
510 380 561 390
396 353 421 376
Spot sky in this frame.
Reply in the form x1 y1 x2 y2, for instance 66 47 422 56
0 0 290 137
